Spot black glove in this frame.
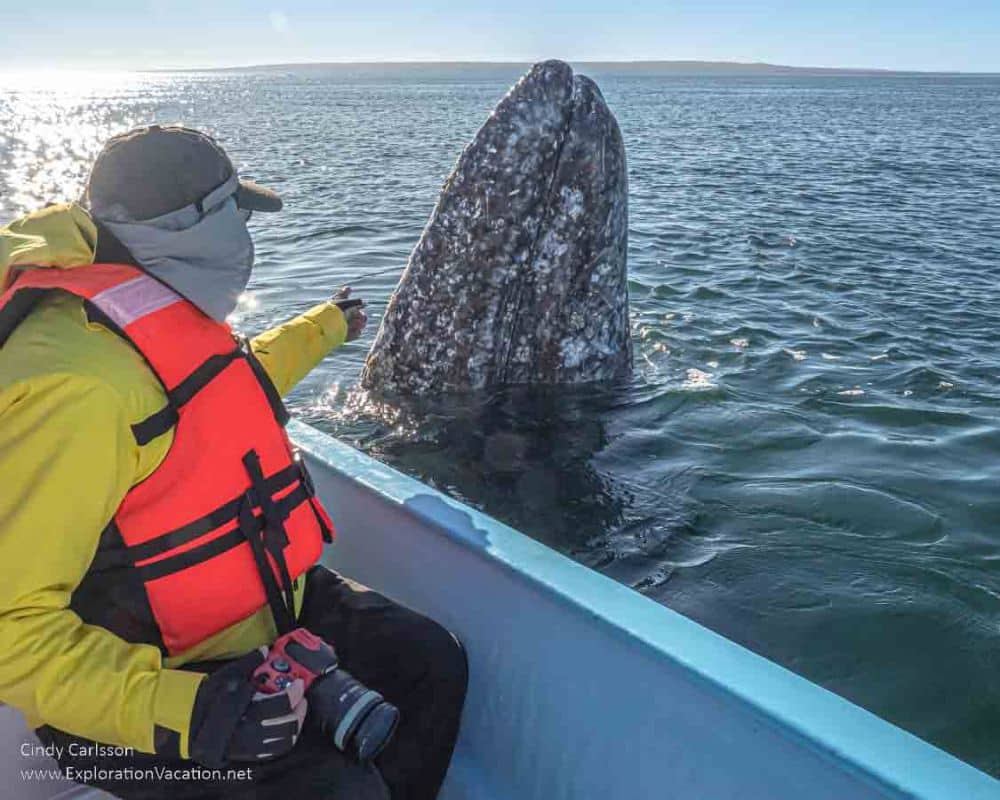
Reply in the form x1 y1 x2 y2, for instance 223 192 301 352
332 287 368 341
189 648 308 769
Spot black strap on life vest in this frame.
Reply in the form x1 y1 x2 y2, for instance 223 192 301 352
0 283 222 445
0 278 184 448
132 337 290 445
128 346 243 445
296 452 335 543
92 461 305 571
129 484 309 585
1 276 289 447
80 300 244 447
237 497 296 634
237 336 291 428
241 448 297 634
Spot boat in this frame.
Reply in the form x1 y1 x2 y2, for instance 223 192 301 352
2 420 997 799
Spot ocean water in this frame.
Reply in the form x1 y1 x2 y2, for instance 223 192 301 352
1 65 998 776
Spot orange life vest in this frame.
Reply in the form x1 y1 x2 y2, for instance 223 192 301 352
0 262 335 655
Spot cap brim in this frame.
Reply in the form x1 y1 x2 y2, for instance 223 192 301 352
236 179 283 212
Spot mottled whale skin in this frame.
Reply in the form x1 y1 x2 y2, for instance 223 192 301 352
361 59 631 394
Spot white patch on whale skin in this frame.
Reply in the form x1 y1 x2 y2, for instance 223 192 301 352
561 337 587 369
561 186 585 220
532 230 570 276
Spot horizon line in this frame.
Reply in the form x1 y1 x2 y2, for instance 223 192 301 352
5 58 996 77
162 58 996 76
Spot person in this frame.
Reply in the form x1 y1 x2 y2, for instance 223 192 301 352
0 125 467 799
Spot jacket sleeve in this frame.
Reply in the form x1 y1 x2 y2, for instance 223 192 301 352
250 302 348 398
0 374 205 757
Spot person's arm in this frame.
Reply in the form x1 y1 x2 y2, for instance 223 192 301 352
0 374 204 755
250 302 348 397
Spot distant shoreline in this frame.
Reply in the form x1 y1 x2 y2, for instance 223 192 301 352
161 60 996 77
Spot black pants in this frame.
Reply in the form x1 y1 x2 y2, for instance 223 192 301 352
38 566 468 800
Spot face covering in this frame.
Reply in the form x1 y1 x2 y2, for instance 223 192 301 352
93 174 254 322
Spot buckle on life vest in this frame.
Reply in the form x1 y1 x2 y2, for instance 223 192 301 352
237 491 296 634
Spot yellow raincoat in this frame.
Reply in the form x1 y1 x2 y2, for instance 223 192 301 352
0 204 348 759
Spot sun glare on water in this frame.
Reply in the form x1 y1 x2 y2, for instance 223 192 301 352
0 70 160 217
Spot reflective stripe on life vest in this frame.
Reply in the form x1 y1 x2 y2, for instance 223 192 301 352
91 274 184 329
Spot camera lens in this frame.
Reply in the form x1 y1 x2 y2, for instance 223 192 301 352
353 697 400 763
311 668 400 763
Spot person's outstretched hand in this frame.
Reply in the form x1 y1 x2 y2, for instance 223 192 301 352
333 286 368 342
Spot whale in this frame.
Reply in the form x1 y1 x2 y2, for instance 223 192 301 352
361 59 631 394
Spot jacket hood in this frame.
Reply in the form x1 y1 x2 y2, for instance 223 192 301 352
0 203 98 288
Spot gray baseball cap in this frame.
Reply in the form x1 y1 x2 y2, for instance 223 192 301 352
85 124 282 221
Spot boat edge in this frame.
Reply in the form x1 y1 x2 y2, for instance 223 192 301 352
290 419 998 798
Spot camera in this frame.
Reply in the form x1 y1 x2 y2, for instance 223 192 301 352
253 627 399 763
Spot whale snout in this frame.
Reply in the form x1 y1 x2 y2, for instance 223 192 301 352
362 60 631 394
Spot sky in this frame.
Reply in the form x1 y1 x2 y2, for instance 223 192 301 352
1 0 998 73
